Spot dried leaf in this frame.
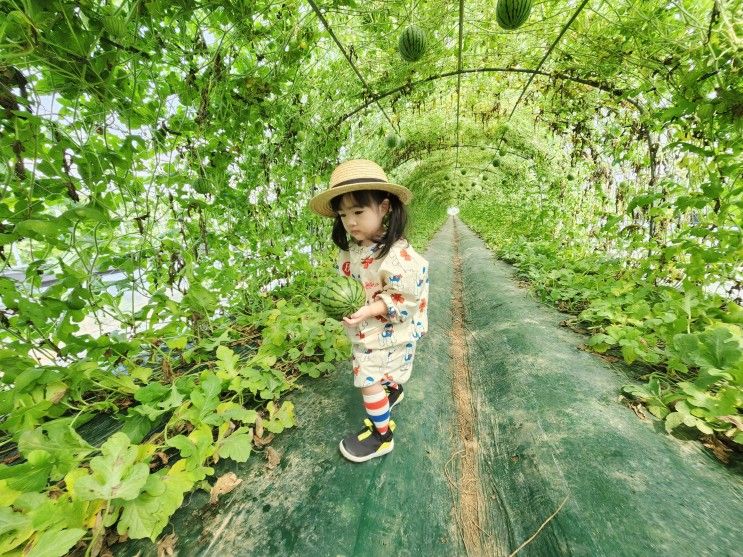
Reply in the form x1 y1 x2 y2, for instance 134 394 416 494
266 447 280 469
89 511 104 557
719 415 743 431
154 451 169 465
49 385 68 404
209 472 242 505
629 401 647 420
162 358 174 382
253 432 274 447
157 533 177 557
700 434 731 464
254 414 264 438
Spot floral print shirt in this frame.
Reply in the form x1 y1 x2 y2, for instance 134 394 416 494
337 237 429 350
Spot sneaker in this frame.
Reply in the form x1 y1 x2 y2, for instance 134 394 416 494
339 419 396 463
385 384 404 410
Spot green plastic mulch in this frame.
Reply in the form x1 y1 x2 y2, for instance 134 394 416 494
116 217 742 556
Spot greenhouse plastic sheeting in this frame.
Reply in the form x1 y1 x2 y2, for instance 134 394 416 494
117 217 742 556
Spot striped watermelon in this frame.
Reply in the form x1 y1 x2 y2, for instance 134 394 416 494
398 26 426 62
496 0 532 30
319 276 366 320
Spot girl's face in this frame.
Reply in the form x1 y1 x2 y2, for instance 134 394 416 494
336 193 390 245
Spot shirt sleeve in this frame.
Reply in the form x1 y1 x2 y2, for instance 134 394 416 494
373 246 425 324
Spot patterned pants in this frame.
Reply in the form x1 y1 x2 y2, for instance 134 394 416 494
351 341 418 388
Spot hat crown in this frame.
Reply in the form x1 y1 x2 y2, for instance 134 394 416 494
329 159 388 189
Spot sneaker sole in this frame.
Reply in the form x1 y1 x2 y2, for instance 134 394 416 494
339 438 394 463
389 390 404 409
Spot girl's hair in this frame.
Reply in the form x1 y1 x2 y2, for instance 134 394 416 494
330 189 408 259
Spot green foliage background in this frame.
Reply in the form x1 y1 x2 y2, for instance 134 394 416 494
0 0 740 554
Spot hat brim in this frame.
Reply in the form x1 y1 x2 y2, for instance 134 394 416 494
308 181 413 218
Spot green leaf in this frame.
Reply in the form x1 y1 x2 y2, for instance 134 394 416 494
720 302 743 325
130 366 153 383
166 425 215 469
626 193 659 214
60 205 110 224
621 343 638 364
0 450 53 492
119 414 155 444
697 328 741 370
264 401 295 434
183 283 218 314
0 507 30 537
217 428 252 462
18 421 93 478
117 465 196 541
200 372 222 400
73 432 150 501
674 328 741 370
216 345 239 378
166 336 188 350
647 403 669 419
217 402 257 424
666 141 714 157
216 345 238 369
13 219 63 242
134 382 169 404
664 412 684 433
28 495 87 532
25 528 86 557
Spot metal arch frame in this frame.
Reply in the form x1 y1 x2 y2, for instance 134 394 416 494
306 0 400 135
507 0 592 119
331 66 642 129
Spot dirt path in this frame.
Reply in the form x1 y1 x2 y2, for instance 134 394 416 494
450 218 489 555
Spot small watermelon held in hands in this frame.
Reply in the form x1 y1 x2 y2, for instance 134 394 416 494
319 276 366 320
398 25 426 62
496 0 532 30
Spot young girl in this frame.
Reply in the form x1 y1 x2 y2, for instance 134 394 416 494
308 159 429 463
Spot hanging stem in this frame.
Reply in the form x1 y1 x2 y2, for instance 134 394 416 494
333 66 640 128
306 0 400 134
508 0 592 119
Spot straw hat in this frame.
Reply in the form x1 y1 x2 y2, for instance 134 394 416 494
308 159 413 218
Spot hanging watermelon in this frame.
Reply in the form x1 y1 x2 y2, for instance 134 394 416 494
319 276 366 320
496 0 532 30
491 159 500 167
385 134 398 148
398 25 426 62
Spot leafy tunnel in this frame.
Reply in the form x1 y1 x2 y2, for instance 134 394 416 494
0 1 740 555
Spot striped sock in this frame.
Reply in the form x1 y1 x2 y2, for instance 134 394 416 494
381 379 399 390
363 390 390 435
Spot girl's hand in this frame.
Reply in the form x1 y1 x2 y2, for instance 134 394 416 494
343 306 370 326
